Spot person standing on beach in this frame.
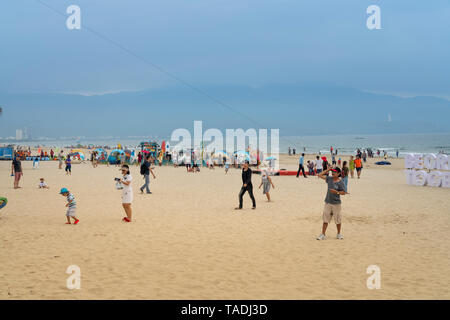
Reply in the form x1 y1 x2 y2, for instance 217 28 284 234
322 156 328 171
315 156 323 176
296 153 307 178
349 155 355 178
11 155 23 189
120 165 133 222
137 152 143 167
341 161 349 193
316 167 346 240
140 155 156 194
33 155 39 169
65 155 72 175
235 161 256 210
58 151 64 169
90 152 95 167
307 160 315 176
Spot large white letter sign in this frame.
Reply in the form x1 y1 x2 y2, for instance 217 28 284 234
442 172 450 188
366 5 381 30
66 5 81 30
405 153 450 188
405 170 415 185
437 154 449 170
424 154 437 170
366 265 381 290
404 154 415 169
414 170 428 186
426 171 442 187
66 265 81 289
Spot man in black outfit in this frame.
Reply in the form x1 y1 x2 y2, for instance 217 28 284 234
140 155 156 194
235 161 256 210
296 153 307 178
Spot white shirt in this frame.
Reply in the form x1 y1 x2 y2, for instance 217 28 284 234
315 159 323 170
122 174 133 194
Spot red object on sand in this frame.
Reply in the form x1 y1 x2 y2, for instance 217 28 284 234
253 169 312 176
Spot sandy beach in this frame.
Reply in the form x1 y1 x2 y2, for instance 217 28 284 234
0 154 449 300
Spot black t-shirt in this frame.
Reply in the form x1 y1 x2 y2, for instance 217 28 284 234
12 159 22 173
241 168 253 186
141 160 150 175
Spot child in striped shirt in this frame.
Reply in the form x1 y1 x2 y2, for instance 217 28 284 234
60 188 79 225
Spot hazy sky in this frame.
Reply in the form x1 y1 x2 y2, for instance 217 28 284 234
1 0 449 98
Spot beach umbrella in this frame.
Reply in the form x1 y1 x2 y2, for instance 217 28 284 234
69 151 85 161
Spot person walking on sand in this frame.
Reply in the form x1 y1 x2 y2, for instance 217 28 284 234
59 188 79 225
316 167 346 240
11 155 23 189
354 155 363 179
120 165 133 222
235 161 256 210
259 170 275 202
140 155 156 194
296 153 307 178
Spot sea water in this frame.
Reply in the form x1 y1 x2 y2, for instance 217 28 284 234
5 132 450 157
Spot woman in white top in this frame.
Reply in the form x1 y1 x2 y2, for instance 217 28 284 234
120 165 133 222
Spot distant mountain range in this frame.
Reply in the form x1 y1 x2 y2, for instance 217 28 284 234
1 84 449 137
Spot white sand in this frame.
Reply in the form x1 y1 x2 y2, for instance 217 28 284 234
0 154 449 299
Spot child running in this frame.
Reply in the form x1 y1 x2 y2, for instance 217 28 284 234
60 188 79 225
259 170 275 202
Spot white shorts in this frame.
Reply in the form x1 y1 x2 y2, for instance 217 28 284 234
122 191 133 204
66 206 77 217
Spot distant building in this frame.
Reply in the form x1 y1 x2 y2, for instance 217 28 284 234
16 129 23 141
